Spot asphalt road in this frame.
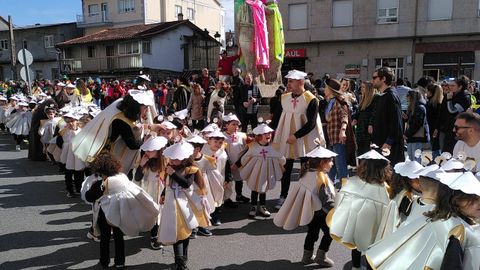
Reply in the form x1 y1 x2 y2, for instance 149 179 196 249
0 133 352 270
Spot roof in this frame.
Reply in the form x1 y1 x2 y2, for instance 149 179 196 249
58 20 219 46
14 22 77 30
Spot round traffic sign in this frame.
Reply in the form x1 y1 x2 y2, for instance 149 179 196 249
20 66 35 82
18 49 33 66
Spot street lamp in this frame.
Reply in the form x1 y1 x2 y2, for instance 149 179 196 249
204 28 210 70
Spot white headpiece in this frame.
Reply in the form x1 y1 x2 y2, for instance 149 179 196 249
305 146 337 158
163 141 194 160
186 134 207 144
394 160 424 179
140 136 168 152
357 149 389 162
284 69 307 80
127 89 154 106
252 123 274 135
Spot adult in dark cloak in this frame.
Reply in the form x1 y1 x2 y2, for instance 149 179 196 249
371 67 405 165
28 99 58 161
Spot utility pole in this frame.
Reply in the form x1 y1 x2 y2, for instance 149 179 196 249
8 16 16 80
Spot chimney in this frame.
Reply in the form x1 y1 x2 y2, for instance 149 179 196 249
177 13 184 21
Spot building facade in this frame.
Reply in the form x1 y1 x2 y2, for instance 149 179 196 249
279 0 480 82
0 19 83 81
57 20 220 79
78 0 225 44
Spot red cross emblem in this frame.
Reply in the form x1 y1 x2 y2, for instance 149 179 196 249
260 149 268 160
230 134 237 142
291 97 299 109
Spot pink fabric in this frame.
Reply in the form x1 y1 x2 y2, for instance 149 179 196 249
246 0 270 69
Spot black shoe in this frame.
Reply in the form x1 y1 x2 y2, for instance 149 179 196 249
98 260 109 269
235 195 250 204
334 182 342 190
223 198 238 208
197 227 212 236
150 237 163 250
189 229 198 239
211 218 221 226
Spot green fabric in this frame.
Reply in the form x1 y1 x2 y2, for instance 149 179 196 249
267 3 284 63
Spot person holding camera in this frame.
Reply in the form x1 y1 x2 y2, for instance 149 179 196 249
239 73 262 132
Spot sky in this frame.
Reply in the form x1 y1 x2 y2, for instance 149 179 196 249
0 0 234 30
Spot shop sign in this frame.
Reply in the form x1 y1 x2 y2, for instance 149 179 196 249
285 48 306 58
345 64 360 78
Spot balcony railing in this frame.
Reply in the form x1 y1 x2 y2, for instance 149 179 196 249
61 54 143 73
76 11 113 27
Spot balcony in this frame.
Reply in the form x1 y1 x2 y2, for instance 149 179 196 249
76 11 113 28
60 54 143 74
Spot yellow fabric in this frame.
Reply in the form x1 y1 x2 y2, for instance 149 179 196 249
175 201 192 241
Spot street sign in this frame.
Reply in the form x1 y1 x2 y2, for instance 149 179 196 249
17 49 33 65
20 66 34 82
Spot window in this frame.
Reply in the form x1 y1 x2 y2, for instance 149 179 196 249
118 0 135 13
187 8 195 20
119 42 140 55
87 46 96 58
142 41 151 54
377 0 398 23
375 57 404 80
0 39 8 50
288 3 307 30
44 35 54 48
478 0 480 17
88 4 99 16
428 0 452 20
332 0 353 27
175 5 182 17
35 70 43 80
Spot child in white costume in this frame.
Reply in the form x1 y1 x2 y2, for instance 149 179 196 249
0 96 8 132
328 149 393 270
201 129 232 225
237 123 285 218
6 101 31 151
85 152 160 268
59 112 86 197
38 105 60 160
159 141 210 270
274 144 336 267
366 171 480 270
187 134 216 238
223 113 250 204
136 136 168 250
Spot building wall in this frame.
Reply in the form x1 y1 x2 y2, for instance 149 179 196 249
143 25 192 71
82 0 224 39
165 0 223 37
292 39 413 81
280 0 480 81
0 23 82 80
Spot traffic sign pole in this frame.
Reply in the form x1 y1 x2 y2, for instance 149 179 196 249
22 46 32 94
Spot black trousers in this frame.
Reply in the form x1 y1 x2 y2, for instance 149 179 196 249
191 119 205 131
173 238 190 259
98 209 125 266
244 113 258 131
304 211 332 252
150 224 158 238
12 134 26 145
280 158 308 198
251 191 266 206
65 169 84 193
235 180 244 196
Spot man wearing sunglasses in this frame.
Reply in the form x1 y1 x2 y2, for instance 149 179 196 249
453 111 480 172
370 67 405 165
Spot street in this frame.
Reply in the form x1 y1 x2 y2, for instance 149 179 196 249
0 133 352 270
